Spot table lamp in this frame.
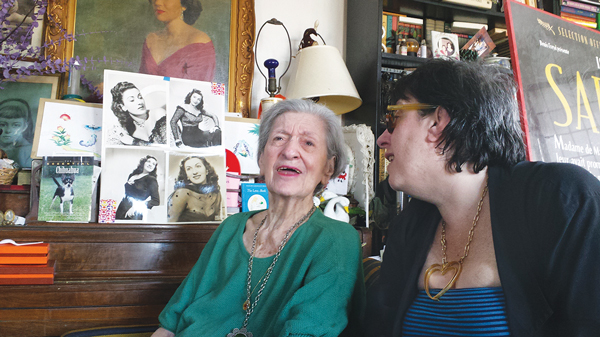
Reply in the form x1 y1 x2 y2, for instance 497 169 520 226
285 28 362 115
254 18 292 115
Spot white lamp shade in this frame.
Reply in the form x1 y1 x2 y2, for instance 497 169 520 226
286 45 362 115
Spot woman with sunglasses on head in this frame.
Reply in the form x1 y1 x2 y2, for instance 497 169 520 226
367 59 600 336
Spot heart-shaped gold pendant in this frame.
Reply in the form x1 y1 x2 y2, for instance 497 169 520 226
424 261 462 301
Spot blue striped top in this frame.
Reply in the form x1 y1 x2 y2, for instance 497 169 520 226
402 287 510 336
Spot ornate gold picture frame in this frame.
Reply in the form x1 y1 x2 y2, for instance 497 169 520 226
43 0 255 117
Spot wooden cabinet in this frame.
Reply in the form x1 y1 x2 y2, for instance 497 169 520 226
0 220 371 336
0 222 218 337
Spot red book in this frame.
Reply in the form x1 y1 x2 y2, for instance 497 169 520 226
0 243 49 254
0 260 55 274
0 274 54 285
561 12 597 22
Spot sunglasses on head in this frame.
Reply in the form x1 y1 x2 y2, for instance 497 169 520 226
381 103 439 133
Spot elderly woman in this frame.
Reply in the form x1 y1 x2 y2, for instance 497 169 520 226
167 156 222 222
140 0 215 82
152 99 364 337
367 59 600 336
108 81 167 146
170 89 221 148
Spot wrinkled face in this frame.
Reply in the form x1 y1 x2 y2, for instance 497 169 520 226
258 112 334 201
0 117 27 144
190 93 203 107
376 98 432 193
185 157 207 185
143 158 157 173
152 0 184 23
121 88 147 116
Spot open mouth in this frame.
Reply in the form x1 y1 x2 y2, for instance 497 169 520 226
386 155 395 162
277 166 301 174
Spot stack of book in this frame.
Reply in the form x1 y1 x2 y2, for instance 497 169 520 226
560 0 599 29
425 18 450 48
488 27 510 58
0 242 54 285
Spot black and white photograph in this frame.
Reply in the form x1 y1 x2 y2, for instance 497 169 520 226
168 78 225 153
166 153 226 223
103 70 168 147
99 147 166 223
0 0 45 59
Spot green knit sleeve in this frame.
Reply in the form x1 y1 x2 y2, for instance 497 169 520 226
280 221 366 337
157 219 229 333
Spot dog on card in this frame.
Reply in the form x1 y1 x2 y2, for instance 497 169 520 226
50 174 75 215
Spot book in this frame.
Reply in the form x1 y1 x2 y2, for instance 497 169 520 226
561 5 598 18
561 11 597 22
526 0 538 7
451 21 488 35
488 28 508 42
0 255 48 264
386 14 393 51
382 14 388 52
38 156 94 222
241 183 269 212
0 243 48 254
561 15 598 28
0 260 55 274
441 0 493 10
562 0 600 13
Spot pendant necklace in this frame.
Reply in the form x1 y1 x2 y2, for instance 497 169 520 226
423 183 488 301
228 206 316 337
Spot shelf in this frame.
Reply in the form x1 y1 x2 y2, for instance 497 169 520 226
382 53 429 68
391 0 506 27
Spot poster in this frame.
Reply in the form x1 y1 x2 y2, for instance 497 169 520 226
506 0 600 180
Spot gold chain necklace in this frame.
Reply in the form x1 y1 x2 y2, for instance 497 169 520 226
228 206 316 337
424 183 488 301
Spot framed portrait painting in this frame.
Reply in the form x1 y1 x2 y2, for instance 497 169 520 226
0 75 59 169
44 0 255 117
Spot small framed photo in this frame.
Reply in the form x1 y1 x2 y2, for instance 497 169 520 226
462 27 496 58
432 31 460 60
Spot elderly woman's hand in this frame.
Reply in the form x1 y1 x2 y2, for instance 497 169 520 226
151 327 174 337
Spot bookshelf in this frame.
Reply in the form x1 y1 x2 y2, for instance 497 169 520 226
344 0 509 186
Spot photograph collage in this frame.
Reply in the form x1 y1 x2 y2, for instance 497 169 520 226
98 70 227 224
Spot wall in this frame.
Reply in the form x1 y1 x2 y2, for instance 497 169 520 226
250 0 347 118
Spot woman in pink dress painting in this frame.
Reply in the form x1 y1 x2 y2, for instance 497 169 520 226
140 0 216 82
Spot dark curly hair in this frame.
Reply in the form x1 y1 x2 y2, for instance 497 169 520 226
110 81 141 136
389 59 526 173
149 0 203 25
184 89 205 111
176 156 219 187
131 155 158 178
